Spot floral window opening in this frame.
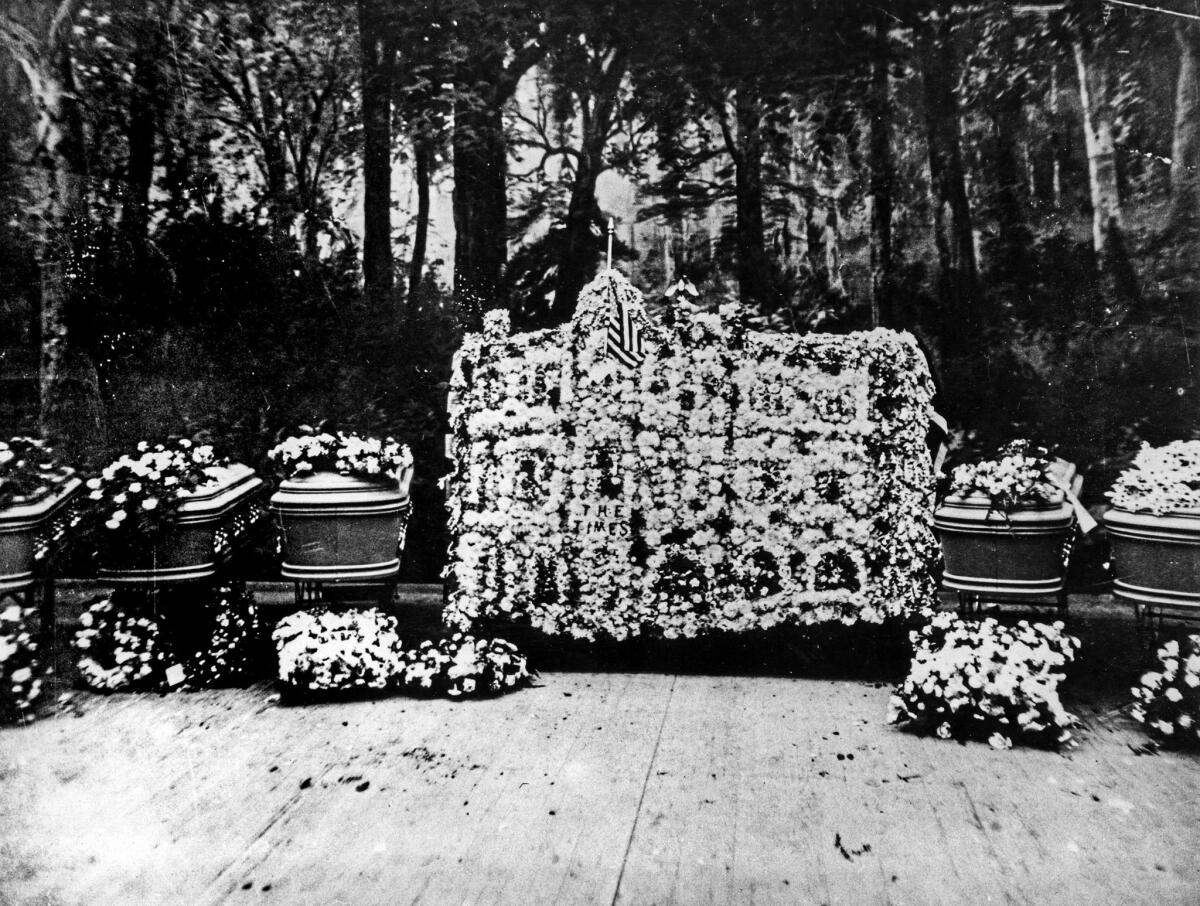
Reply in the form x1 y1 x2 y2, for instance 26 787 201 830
445 270 940 641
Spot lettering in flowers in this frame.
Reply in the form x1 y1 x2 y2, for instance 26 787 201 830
444 270 939 641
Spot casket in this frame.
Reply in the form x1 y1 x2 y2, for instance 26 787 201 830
934 462 1077 598
269 471 411 582
1104 507 1200 612
0 477 81 592
97 463 264 585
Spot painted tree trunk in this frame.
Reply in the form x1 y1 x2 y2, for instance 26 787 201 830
1073 40 1122 259
122 7 158 246
731 88 772 311
551 51 627 325
2 0 106 466
452 79 508 328
358 0 395 314
869 21 895 327
1169 22 1200 232
921 12 980 339
408 135 432 301
989 88 1030 281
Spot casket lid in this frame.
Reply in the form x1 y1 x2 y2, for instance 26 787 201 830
173 463 263 524
0 475 81 533
270 469 409 516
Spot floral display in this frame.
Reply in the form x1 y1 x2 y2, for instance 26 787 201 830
85 438 221 551
944 440 1061 512
444 270 939 640
1130 635 1200 746
1108 440 1200 515
267 431 414 490
396 633 534 697
0 436 73 510
273 608 403 692
0 603 43 722
887 613 1078 749
73 595 168 692
179 583 260 688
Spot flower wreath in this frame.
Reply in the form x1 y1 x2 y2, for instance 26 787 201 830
1 603 43 723
73 596 167 692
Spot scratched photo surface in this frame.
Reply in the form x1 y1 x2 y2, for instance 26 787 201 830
1 1 1198 905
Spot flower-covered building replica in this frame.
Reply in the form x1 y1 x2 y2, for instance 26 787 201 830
444 271 939 640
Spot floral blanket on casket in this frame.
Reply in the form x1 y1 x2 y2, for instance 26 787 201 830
444 270 939 641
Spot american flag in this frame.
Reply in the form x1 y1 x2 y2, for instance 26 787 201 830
605 292 645 369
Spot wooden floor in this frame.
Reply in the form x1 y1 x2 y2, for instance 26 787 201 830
1 591 1198 906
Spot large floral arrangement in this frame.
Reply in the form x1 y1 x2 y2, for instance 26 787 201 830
944 440 1060 512
887 613 1078 749
85 439 220 551
73 595 167 692
444 270 938 640
1131 635 1200 746
396 633 534 697
0 436 73 510
273 608 402 692
1108 440 1200 515
180 583 260 688
0 603 42 722
267 431 413 490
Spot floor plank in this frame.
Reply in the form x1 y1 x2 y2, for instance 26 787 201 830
2 591 1200 906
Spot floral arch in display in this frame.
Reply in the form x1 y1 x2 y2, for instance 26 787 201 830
444 270 939 641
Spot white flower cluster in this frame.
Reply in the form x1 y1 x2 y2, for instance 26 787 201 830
0 604 42 723
887 613 1078 749
946 440 1059 512
396 633 534 697
73 596 166 692
1131 635 1200 745
267 432 414 488
272 609 534 700
444 271 938 640
273 608 403 692
1109 440 1200 515
87 439 217 538
0 436 70 510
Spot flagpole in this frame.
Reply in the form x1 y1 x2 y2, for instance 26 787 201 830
606 218 615 270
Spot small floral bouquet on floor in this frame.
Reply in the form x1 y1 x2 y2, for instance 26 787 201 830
943 440 1061 513
0 603 43 722
267 429 413 492
73 595 167 692
887 613 1079 749
396 633 534 698
1131 635 1200 746
273 608 402 692
180 583 260 689
0 436 73 510
85 438 222 554
1108 440 1200 515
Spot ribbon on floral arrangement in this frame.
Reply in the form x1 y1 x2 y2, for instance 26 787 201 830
1049 458 1098 534
606 289 646 369
926 408 949 475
